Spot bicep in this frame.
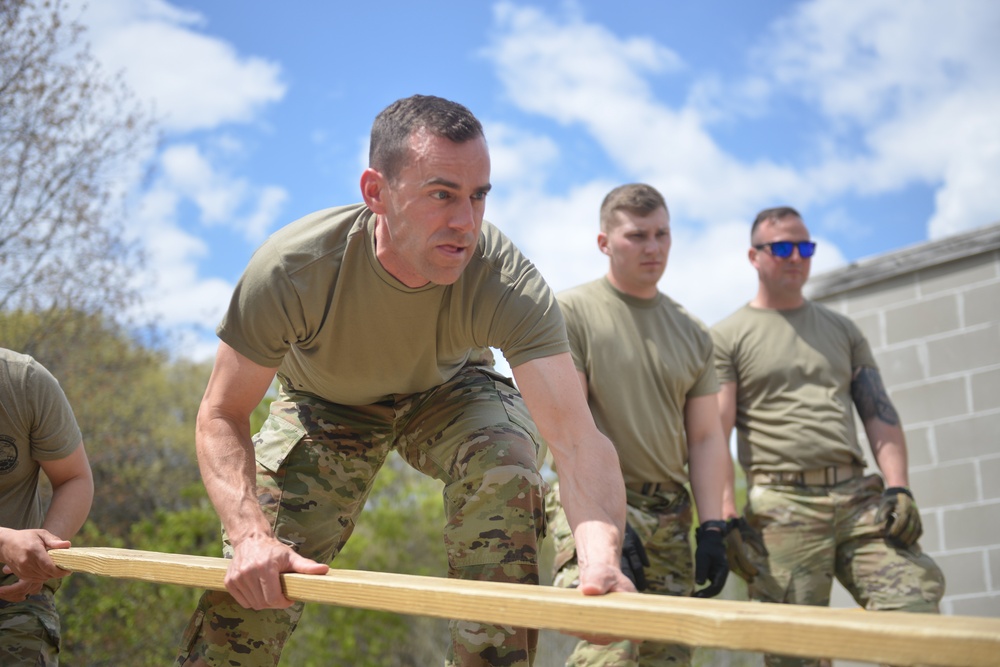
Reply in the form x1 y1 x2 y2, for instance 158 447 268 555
851 366 900 427
201 342 279 426
39 444 92 490
717 381 738 437
684 393 724 446
511 353 595 447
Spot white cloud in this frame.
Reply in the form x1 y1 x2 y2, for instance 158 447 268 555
759 0 1000 235
73 0 290 358
80 0 286 133
483 0 1000 331
486 3 811 226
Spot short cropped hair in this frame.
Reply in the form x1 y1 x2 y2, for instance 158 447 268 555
369 95 485 183
599 183 669 232
751 206 802 242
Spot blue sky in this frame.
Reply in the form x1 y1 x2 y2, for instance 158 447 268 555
75 0 1000 362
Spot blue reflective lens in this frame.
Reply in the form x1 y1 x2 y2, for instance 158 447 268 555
760 241 816 258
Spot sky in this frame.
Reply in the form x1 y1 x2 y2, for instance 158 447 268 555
71 0 1000 365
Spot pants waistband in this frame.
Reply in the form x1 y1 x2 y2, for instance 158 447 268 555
751 465 865 487
625 480 684 496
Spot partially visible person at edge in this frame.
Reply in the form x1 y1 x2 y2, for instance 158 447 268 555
174 94 634 667
0 348 95 666
711 207 945 667
546 183 742 666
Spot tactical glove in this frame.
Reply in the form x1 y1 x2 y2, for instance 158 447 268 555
620 522 650 591
876 487 923 548
724 517 763 583
693 521 729 598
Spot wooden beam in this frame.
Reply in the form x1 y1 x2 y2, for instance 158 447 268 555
50 547 1000 666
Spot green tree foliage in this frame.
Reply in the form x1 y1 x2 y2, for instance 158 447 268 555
0 0 154 346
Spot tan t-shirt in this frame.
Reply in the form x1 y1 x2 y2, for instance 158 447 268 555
558 278 719 486
0 349 82 531
711 302 876 472
219 203 569 405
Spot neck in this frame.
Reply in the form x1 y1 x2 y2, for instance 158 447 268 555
606 272 658 299
750 288 805 311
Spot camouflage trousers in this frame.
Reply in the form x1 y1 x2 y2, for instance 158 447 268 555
176 365 547 667
547 482 695 666
0 588 61 666
742 474 945 667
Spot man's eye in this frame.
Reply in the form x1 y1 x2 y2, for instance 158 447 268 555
472 191 488 201
431 191 450 200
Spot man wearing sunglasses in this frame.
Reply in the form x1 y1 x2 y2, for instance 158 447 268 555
711 207 944 667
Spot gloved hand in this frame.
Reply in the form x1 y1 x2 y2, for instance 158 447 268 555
693 521 729 598
876 487 923 548
620 522 649 591
724 517 763 583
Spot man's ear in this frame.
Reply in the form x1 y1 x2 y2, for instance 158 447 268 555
597 231 609 255
361 168 388 214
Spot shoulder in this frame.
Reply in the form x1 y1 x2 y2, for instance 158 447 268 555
474 221 532 280
260 204 368 265
806 301 864 336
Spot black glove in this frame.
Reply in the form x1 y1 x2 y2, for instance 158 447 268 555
876 487 923 548
620 522 649 591
723 517 763 583
693 521 729 598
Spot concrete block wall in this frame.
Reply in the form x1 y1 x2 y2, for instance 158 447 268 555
808 223 1000 619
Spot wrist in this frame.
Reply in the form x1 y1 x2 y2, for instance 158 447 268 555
699 519 727 533
884 486 913 499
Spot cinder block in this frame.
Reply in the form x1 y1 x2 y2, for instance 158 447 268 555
943 502 1000 550
965 281 1000 327
853 312 883 350
934 550 988 596
904 426 934 468
927 325 1000 377
910 462 978 507
893 377 968 425
936 413 1000 461
885 295 961 345
918 254 998 296
949 593 1000 618
876 344 926 387
920 512 941 553
971 368 1000 412
981 457 1000 501
844 274 918 316
990 548 1000 591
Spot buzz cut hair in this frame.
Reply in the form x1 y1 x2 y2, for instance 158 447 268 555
751 206 802 243
369 94 485 184
599 183 668 232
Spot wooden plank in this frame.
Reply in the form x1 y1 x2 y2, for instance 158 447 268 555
50 547 1000 666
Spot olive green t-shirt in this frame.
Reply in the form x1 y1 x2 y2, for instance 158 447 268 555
558 278 719 486
0 349 82 531
711 302 876 472
219 203 569 405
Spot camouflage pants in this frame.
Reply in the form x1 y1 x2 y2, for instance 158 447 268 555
547 482 695 666
742 474 945 667
0 589 60 666
176 365 547 667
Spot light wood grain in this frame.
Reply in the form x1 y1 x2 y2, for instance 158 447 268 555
50 547 1000 666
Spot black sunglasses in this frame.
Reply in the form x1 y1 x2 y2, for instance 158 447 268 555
754 240 817 259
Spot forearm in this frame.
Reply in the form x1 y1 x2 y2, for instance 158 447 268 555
868 421 910 488
688 435 727 523
196 414 273 545
555 431 625 570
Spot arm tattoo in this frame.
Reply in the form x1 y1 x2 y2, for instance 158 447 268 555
851 366 900 426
